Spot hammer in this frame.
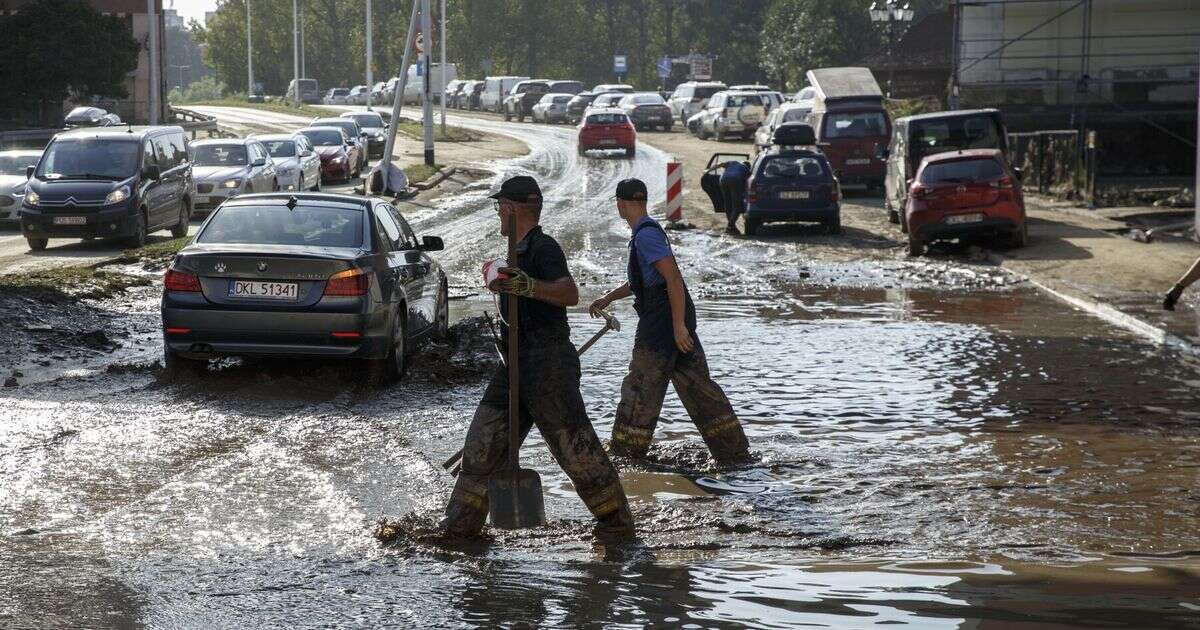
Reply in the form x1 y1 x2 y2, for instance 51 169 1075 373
441 309 621 475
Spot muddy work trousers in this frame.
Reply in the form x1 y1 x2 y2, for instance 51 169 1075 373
444 337 633 536
720 177 746 231
611 335 750 464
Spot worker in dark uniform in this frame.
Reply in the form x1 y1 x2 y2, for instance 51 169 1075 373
589 178 751 465
719 159 750 235
443 175 634 536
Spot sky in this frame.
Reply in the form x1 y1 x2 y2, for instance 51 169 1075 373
172 0 221 26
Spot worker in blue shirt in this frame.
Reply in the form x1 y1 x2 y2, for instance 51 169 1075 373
719 159 751 235
589 178 751 465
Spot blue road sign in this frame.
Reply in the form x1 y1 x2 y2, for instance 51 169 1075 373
657 57 671 79
613 55 627 75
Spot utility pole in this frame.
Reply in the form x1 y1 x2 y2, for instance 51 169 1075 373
377 0 420 193
147 0 159 124
292 0 299 105
365 0 373 108
246 0 253 95
439 0 446 133
300 12 306 78
421 0 434 166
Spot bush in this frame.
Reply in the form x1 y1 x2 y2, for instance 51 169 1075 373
168 76 227 104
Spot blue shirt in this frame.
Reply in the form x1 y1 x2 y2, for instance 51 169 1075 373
721 160 750 181
630 216 672 287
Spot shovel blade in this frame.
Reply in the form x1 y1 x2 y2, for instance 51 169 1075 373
488 468 546 529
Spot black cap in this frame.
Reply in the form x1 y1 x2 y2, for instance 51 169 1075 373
489 175 542 203
614 178 647 201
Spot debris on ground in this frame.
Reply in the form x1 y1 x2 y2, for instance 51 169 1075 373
408 315 501 382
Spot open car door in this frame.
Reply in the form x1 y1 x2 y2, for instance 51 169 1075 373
701 153 750 214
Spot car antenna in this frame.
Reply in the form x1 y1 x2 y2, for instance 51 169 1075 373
286 195 299 210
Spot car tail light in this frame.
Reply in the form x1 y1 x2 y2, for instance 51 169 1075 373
990 177 1013 189
829 185 840 203
164 268 201 292
910 185 928 199
165 327 191 334
746 178 758 204
325 268 369 296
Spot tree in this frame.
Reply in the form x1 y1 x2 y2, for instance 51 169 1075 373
0 0 139 126
760 0 883 93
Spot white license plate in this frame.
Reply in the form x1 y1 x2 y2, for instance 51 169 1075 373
845 158 871 165
946 213 984 225
780 191 811 200
228 280 299 300
599 139 617 146
52 216 87 225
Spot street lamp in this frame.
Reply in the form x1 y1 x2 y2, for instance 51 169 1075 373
869 0 914 97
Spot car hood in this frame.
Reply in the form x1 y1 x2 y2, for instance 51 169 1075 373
27 177 129 203
0 175 29 195
271 157 300 169
315 146 345 159
194 165 249 181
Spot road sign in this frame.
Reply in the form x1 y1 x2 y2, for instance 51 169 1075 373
690 57 712 81
416 59 424 76
657 56 671 80
613 55 627 75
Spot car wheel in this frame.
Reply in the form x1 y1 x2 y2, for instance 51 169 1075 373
272 178 280 192
744 217 759 236
124 209 147 248
312 175 322 192
625 146 636 158
825 217 842 235
504 109 511 122
370 310 408 385
907 235 924 257
1009 221 1028 248
26 237 48 252
715 129 724 142
163 344 205 379
170 198 191 238
435 282 449 340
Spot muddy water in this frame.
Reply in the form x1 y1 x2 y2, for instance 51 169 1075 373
3 111 1200 628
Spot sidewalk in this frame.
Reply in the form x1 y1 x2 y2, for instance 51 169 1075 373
990 197 1200 352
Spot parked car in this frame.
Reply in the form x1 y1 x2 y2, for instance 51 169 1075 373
503 80 550 121
323 88 350 105
481 76 528 112
445 80 469 108
578 109 636 158
63 106 121 128
0 150 42 224
286 78 321 104
565 92 597 123
442 80 466 107
340 111 388 159
403 62 458 104
252 133 322 193
586 92 627 115
191 138 278 214
531 93 574 123
591 83 634 95
617 92 674 131
20 126 192 250
883 109 1007 224
753 103 814 154
668 81 727 126
743 126 841 235
297 127 361 184
547 80 585 95
805 67 889 191
459 80 485 110
310 117 366 174
904 148 1026 256
160 192 449 383
347 84 371 106
248 86 266 103
688 91 767 141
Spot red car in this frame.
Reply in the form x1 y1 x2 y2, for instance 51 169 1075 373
904 148 1027 256
297 126 361 184
578 109 636 158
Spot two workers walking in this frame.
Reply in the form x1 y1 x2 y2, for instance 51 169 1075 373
441 175 750 537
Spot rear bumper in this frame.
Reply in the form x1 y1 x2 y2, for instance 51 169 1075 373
912 216 1019 241
162 304 389 359
630 112 673 126
747 203 839 224
20 204 138 238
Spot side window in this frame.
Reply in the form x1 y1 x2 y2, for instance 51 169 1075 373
389 207 417 249
142 140 157 168
375 206 402 251
152 137 175 169
172 133 188 165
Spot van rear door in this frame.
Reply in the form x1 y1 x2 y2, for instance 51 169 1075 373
819 109 889 188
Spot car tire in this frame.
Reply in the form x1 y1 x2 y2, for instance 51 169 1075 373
26 237 48 252
170 198 190 238
163 344 204 379
124 209 147 248
625 147 636 159
272 178 280 192
434 282 449 340
744 217 759 236
715 129 725 142
1009 221 1028 248
907 235 924 257
504 109 511 122
825 217 842 235
369 310 408 385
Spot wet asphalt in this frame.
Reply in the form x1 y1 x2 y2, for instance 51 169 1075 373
2 108 1199 629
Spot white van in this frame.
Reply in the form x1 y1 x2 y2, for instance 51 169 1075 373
402 63 459 104
481 76 529 112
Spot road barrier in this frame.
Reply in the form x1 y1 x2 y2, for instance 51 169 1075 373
666 160 683 222
169 107 226 139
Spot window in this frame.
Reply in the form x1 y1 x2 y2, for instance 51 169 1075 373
37 139 140 180
673 86 692 99
693 85 722 100
375 206 402 250
824 112 888 139
760 156 826 179
170 133 188 165
389 207 417 248
197 203 364 248
586 113 628 125
152 136 176 170
919 158 1004 185
909 115 1001 162
782 108 809 123
264 140 296 158
193 144 248 166
143 140 158 168
724 94 763 108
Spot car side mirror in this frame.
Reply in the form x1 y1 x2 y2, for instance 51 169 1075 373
143 164 161 180
26 165 35 178
1013 167 1024 181
252 157 267 167
420 235 444 251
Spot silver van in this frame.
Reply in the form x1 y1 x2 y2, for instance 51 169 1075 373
481 76 529 113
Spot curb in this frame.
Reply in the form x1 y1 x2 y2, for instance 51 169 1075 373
412 166 457 191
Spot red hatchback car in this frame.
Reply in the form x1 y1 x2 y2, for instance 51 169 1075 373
904 148 1027 256
298 126 361 184
578 109 636 158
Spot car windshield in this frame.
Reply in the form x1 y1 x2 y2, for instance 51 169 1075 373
37 139 139 179
920 157 1005 184
301 129 344 146
263 141 296 159
349 114 384 128
759 156 826 179
193 145 249 167
297 80 317 90
631 94 665 105
825 111 888 138
0 154 39 176
552 82 583 93
198 204 364 248
587 113 627 125
595 95 620 106
910 115 1002 161
724 94 763 108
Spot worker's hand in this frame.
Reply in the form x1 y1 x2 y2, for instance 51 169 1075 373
673 322 695 354
494 267 536 298
589 296 611 318
1163 284 1184 310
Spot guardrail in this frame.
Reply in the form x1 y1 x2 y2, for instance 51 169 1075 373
0 128 59 150
169 107 229 139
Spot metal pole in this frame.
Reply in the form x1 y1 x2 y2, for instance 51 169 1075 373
439 0 446 132
365 0 373 105
421 0 434 166
300 12 306 78
380 0 420 175
147 0 159 124
293 0 299 106
1195 49 1199 240
246 0 253 95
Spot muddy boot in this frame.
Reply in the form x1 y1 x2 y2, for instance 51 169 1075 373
593 504 636 538
725 224 742 236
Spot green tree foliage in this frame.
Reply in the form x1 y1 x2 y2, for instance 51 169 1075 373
164 19 213 91
0 0 139 126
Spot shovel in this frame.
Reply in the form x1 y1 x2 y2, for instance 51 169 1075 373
486 211 546 530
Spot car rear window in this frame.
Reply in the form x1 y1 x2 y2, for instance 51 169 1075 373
587 113 628 125
0 153 40 176
694 86 723 99
198 204 364 248
262 141 296 158
782 108 810 123
910 115 1002 161
724 94 764 108
349 113 384 128
759 156 826 179
919 157 1005 184
630 94 665 105
824 111 888 138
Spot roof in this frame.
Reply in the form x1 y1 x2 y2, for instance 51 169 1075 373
192 137 255 146
921 148 1005 163
251 133 302 141
222 192 372 209
56 126 181 140
585 108 627 116
806 67 882 100
898 108 1001 123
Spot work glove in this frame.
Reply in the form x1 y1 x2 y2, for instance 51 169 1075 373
1163 285 1184 311
495 267 536 298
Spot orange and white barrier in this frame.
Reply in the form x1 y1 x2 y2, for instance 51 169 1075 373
665 160 683 222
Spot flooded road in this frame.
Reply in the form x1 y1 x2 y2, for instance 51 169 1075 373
3 109 1199 628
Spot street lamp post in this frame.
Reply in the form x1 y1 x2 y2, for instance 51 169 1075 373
292 0 299 106
246 0 253 96
869 0 914 98
365 0 373 109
